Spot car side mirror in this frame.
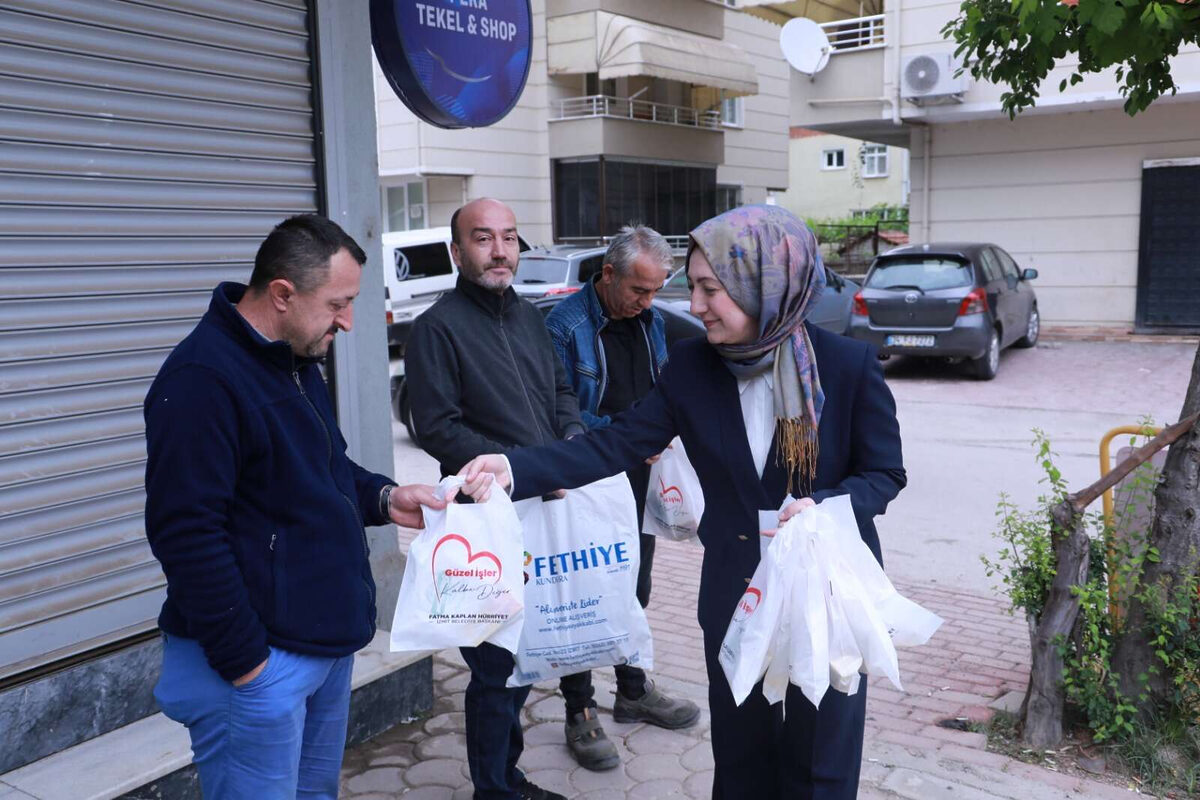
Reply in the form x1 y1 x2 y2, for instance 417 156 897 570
1021 268 1038 281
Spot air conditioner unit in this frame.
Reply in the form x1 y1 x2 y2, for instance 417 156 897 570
901 53 966 105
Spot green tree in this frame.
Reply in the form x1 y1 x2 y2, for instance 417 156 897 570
943 0 1200 117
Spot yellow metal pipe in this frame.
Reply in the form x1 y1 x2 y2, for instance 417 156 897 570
1099 424 1162 623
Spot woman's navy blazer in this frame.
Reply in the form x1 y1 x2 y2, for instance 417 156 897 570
508 323 906 636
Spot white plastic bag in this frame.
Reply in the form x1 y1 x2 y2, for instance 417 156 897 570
719 533 788 706
720 494 943 709
643 438 704 541
507 474 654 686
389 476 525 655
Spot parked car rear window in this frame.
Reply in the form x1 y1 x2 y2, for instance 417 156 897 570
576 255 603 283
865 257 973 291
516 256 571 285
396 243 453 281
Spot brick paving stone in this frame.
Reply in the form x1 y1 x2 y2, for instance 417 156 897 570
396 788 455 800
523 720 566 747
679 741 714 772
624 725 694 756
934 742 1019 771
568 764 635 793
341 794 396 800
575 790 629 800
429 692 465 715
526 695 567 723
628 778 687 798
422 712 466 736
413 732 466 761
344 766 407 795
521 768 573 796
626 752 691 783
451 787 475 800
517 743 577 772
682 769 714 799
437 671 471 694
405 758 466 788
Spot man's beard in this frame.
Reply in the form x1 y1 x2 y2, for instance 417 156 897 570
298 327 337 359
466 256 515 291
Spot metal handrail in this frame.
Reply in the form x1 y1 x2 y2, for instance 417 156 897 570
554 95 723 130
820 14 885 53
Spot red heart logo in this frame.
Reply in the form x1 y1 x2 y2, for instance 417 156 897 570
658 477 683 505
735 587 762 619
431 533 503 602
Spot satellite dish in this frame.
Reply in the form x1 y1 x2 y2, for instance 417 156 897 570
779 18 831 77
904 54 942 94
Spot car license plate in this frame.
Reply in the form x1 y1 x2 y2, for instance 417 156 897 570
886 334 935 347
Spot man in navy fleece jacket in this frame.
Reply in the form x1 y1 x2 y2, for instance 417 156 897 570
145 215 441 800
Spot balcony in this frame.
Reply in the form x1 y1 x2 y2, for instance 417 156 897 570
555 95 722 130
549 95 725 164
788 13 896 143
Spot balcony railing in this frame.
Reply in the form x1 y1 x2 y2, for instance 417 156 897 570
821 14 885 53
554 95 723 130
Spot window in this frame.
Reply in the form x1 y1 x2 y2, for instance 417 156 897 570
720 95 744 127
394 242 453 282
860 144 889 178
994 248 1021 279
384 180 427 232
978 249 1003 283
866 258 973 291
553 159 716 239
716 185 742 214
822 149 845 170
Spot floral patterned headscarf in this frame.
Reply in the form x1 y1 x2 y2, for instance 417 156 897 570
688 205 826 489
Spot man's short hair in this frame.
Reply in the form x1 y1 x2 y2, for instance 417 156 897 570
249 214 367 293
604 224 674 278
450 206 463 245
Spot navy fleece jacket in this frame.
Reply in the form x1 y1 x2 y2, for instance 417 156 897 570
143 283 393 681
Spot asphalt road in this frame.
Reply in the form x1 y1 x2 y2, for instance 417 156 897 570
388 338 1197 594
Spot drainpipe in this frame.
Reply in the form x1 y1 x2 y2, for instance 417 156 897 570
922 124 932 243
891 1 903 126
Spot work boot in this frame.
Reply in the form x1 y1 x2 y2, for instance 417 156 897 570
564 707 620 771
612 680 701 729
518 778 567 800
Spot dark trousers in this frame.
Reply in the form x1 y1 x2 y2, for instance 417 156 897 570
702 626 867 800
561 466 655 714
461 642 532 799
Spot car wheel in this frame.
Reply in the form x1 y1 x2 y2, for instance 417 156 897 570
397 379 420 445
1015 305 1040 348
970 328 1000 380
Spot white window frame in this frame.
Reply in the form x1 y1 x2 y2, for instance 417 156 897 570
383 178 428 233
822 148 846 170
720 95 744 128
860 144 889 179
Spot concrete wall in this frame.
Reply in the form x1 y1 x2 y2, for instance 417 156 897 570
548 116 725 163
778 131 907 220
719 10 790 203
545 0 724 38
907 102 1200 326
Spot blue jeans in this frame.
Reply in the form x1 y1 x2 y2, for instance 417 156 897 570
154 635 354 800
461 642 532 799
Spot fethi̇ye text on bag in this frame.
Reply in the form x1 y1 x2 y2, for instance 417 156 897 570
508 474 654 687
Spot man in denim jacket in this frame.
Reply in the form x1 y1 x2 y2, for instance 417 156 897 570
543 226 701 770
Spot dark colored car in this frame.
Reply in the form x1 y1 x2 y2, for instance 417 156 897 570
391 295 705 444
846 242 1040 380
657 264 861 335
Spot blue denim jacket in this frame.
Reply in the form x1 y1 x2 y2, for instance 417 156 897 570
545 279 668 429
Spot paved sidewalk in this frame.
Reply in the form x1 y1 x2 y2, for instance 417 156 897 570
339 535 1139 799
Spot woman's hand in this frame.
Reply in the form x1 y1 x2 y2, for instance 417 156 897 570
779 497 816 524
456 454 512 502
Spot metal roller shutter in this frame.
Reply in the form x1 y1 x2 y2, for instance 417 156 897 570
0 0 319 681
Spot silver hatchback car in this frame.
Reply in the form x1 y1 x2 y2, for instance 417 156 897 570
847 242 1040 380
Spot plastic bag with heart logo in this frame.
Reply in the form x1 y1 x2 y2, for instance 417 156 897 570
506 473 654 687
719 528 791 706
643 438 704 541
389 476 525 655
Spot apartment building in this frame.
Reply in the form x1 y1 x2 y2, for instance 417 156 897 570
743 0 1200 330
375 0 793 248
777 127 909 221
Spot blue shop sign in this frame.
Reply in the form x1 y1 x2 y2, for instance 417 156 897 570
370 0 533 129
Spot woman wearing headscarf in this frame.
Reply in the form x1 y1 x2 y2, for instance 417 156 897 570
461 205 905 799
